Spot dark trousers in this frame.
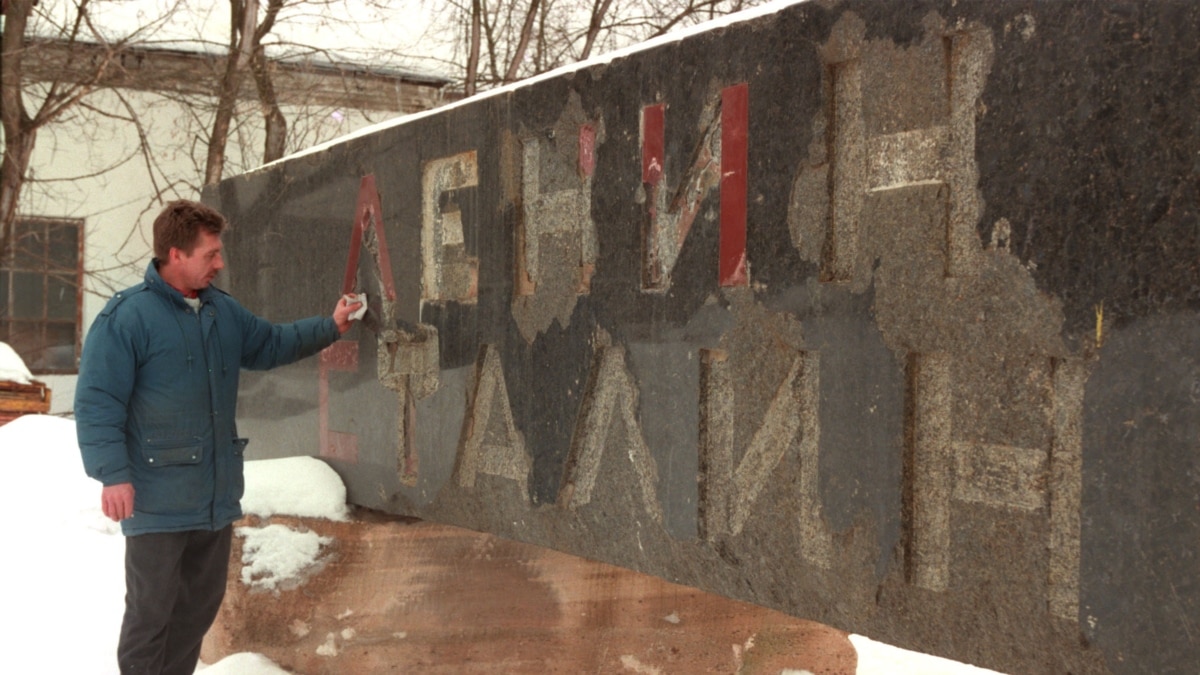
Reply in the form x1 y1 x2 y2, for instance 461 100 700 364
117 526 233 675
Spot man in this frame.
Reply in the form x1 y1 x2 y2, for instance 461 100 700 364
75 200 360 674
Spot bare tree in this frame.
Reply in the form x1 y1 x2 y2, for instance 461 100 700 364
465 0 483 96
425 0 766 94
579 0 615 60
206 0 297 184
504 0 542 83
250 32 288 163
7 0 449 239
0 0 128 261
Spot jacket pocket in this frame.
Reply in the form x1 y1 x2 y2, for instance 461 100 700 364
135 436 207 516
142 437 204 466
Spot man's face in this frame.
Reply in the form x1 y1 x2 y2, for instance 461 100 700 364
171 231 225 294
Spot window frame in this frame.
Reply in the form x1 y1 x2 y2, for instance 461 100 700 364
1 216 85 375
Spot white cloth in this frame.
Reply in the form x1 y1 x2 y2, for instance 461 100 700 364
343 293 368 321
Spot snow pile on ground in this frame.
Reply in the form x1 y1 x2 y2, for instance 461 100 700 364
0 415 346 674
1 415 126 672
0 341 34 384
242 456 350 521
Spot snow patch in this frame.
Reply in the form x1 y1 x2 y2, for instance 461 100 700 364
316 633 340 657
849 634 1006 674
0 341 34 384
242 456 351 521
237 523 334 591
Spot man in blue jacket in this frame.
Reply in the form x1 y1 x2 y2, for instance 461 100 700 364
75 200 361 674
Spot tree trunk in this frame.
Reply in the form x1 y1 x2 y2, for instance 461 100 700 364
252 0 286 165
0 0 35 261
465 0 482 96
205 0 259 186
579 0 615 61
251 46 287 163
503 0 540 84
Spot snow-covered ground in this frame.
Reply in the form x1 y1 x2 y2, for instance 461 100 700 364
0 413 324 674
0 344 1001 674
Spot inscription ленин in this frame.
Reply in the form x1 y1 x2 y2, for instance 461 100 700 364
320 11 1084 626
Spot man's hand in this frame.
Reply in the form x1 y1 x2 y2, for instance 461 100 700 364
102 483 135 522
333 295 364 334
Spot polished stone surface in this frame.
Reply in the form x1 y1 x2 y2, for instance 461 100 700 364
206 1 1199 672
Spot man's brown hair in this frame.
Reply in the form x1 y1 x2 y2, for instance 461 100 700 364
152 200 228 260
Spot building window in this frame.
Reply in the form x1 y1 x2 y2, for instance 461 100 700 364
0 217 83 374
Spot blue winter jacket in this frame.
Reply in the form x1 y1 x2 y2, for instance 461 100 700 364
75 262 340 536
